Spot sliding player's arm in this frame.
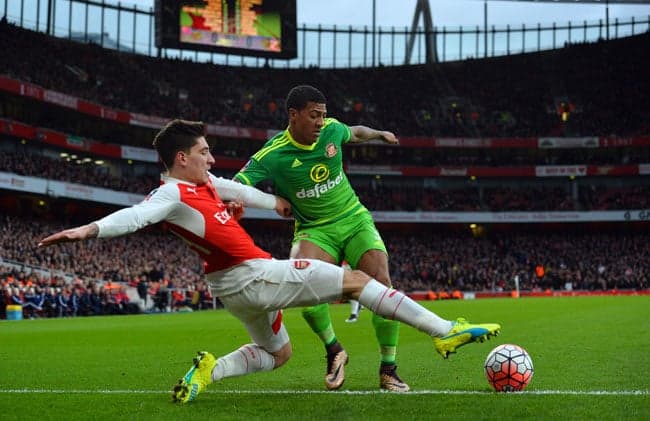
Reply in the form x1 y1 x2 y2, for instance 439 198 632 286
38 185 177 247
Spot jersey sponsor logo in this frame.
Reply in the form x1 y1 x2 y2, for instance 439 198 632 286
291 158 302 168
325 143 337 158
293 260 311 270
309 164 329 183
186 187 198 196
296 172 343 199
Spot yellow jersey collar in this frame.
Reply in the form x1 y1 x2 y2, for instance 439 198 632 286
286 127 318 151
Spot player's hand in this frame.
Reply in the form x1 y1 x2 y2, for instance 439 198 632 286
37 223 98 248
275 196 292 218
226 201 245 220
380 130 399 145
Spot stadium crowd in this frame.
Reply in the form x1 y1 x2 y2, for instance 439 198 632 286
0 147 159 194
1 19 649 143
386 229 649 293
1 21 648 320
0 212 212 318
1 212 648 319
3 143 648 211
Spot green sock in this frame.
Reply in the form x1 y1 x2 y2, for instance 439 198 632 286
372 313 400 365
302 303 337 346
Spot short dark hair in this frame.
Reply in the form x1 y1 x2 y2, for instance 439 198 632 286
285 85 326 113
152 119 205 170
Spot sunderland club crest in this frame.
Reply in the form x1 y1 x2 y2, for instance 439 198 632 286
325 143 337 158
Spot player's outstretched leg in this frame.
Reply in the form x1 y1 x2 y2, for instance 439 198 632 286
357 279 501 360
172 351 216 403
433 318 501 359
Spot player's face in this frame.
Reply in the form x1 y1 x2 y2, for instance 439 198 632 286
290 101 326 144
183 136 215 184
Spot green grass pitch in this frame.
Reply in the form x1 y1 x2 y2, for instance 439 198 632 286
1 296 649 420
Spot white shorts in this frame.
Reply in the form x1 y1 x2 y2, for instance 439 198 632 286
206 258 344 352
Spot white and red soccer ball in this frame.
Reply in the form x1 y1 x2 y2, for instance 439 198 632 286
484 344 534 392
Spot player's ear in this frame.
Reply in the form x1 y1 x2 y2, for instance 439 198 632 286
175 150 187 166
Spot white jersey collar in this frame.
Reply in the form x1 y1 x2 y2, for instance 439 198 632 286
160 173 197 186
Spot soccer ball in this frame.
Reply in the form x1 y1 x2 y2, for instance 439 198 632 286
484 344 534 392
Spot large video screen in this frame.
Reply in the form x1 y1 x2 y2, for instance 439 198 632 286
155 0 297 59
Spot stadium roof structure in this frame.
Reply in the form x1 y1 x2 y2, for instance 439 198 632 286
406 0 650 65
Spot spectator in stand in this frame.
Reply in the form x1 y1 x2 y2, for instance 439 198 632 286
104 288 121 314
194 282 214 310
137 275 149 309
152 282 170 313
56 287 71 317
171 287 189 311
77 285 92 316
115 286 138 314
22 286 44 318
41 286 57 318
87 285 103 315
10 286 24 307
0 286 7 319
70 287 81 316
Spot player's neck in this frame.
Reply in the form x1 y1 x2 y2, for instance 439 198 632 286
166 169 197 185
288 127 311 146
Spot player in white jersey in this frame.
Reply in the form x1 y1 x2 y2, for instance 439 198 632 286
38 119 501 403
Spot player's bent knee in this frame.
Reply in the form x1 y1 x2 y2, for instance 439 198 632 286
272 342 293 368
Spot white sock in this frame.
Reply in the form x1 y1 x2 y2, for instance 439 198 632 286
211 343 276 382
350 299 361 316
358 279 453 337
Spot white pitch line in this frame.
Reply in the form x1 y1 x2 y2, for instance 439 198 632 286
1 389 649 396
